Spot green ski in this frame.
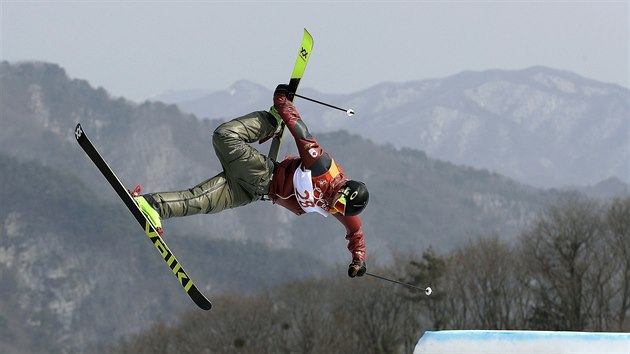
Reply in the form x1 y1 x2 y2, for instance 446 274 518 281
268 28 314 161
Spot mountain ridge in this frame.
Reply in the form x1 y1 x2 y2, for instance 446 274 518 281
1 60 625 257
1 59 624 352
158 65 629 188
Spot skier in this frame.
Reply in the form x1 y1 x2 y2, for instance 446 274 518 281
133 84 369 278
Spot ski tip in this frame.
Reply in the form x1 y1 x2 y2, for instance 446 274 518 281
74 123 84 141
189 287 213 310
194 296 213 311
303 28 313 44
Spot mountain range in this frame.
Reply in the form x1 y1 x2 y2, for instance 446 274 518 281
0 60 627 351
155 67 630 188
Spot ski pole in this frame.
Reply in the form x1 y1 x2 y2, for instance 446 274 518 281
365 272 433 296
293 93 355 116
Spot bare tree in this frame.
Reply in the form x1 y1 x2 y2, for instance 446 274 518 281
520 196 603 330
273 278 344 354
606 197 630 331
451 236 521 329
412 235 527 330
342 275 410 354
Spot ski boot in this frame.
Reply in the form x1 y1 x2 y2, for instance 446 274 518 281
130 185 163 236
258 107 283 144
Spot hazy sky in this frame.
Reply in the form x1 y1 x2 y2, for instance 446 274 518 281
1 1 628 101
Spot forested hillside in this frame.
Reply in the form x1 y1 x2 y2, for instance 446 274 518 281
1 61 620 352
110 196 630 354
0 154 328 352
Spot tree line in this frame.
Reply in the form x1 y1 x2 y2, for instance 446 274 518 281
110 195 630 354
412 195 630 332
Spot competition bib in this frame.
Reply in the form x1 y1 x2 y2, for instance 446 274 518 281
293 166 328 217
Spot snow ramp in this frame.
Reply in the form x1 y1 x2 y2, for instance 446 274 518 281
414 330 630 354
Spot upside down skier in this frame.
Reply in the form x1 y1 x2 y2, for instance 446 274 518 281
133 84 370 277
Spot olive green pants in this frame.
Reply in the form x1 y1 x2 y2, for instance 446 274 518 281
146 111 277 219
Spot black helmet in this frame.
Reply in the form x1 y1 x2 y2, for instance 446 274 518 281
334 180 369 216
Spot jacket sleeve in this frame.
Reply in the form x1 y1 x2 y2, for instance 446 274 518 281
333 213 367 262
273 94 327 170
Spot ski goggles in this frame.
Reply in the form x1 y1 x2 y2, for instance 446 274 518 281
333 187 351 215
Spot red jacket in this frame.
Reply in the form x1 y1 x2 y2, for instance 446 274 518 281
268 95 366 262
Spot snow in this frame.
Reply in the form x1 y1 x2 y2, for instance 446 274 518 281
414 330 630 354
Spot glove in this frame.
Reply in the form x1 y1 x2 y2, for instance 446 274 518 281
274 84 294 101
348 259 367 278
